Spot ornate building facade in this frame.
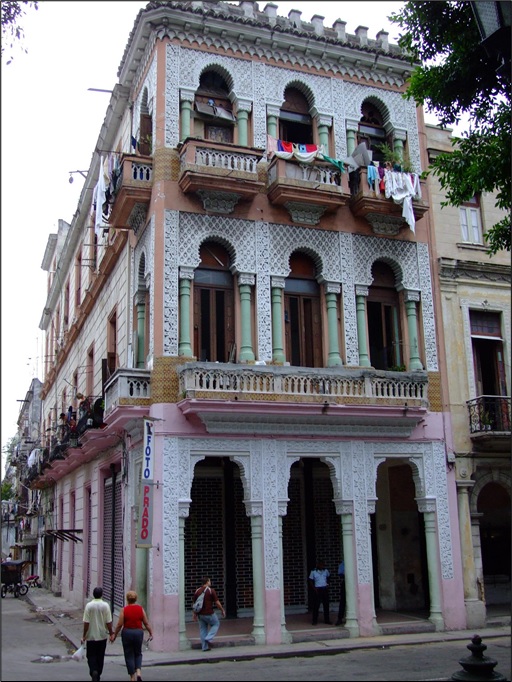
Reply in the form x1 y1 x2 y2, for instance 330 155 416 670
27 2 483 652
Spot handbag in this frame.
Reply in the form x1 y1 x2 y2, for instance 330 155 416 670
72 644 85 662
192 587 209 613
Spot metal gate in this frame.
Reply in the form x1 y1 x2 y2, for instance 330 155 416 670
102 473 124 609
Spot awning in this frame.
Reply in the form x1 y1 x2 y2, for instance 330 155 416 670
195 102 236 121
45 529 83 543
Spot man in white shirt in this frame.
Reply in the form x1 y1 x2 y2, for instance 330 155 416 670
82 586 114 682
308 560 331 625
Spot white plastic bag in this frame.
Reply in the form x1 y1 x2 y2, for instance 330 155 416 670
72 644 85 662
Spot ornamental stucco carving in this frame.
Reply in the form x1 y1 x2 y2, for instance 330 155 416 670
162 437 180 594
417 243 439 371
164 211 180 355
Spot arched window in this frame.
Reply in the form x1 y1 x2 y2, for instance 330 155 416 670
367 261 403 370
138 88 152 156
194 241 235 362
279 87 313 144
194 70 235 143
284 252 322 367
358 101 389 165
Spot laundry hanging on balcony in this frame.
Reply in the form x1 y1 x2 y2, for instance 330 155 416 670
266 135 324 163
384 170 422 232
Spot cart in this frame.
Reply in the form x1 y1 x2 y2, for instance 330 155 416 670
1 560 29 597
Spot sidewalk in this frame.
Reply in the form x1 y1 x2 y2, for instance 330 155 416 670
24 588 511 668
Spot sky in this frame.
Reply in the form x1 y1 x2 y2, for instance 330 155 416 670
2 0 429 473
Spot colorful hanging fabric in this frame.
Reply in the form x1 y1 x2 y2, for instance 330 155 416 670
320 153 345 174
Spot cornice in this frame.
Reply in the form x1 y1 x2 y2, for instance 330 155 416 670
119 2 414 90
438 257 511 284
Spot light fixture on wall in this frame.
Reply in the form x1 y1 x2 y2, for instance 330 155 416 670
68 170 88 184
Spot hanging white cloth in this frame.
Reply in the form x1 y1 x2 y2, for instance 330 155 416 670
384 170 421 232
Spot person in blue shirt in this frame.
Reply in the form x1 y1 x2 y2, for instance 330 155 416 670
336 560 346 626
308 560 331 625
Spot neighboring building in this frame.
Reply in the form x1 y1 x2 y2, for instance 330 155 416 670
30 2 468 652
9 378 43 576
426 124 511 628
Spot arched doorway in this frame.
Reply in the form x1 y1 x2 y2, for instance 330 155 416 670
477 482 511 605
367 261 404 371
282 458 340 617
185 457 252 618
193 241 235 363
284 252 323 368
374 460 429 613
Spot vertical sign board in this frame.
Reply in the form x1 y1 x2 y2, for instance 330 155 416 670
136 418 154 548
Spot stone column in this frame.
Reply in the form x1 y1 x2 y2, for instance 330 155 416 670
346 119 359 156
136 291 146 368
278 510 293 643
178 267 194 357
271 276 286 364
403 289 423 370
355 285 371 367
178 512 189 649
236 99 252 147
417 498 444 630
267 104 280 139
392 128 407 163
456 478 486 627
324 281 343 367
179 90 195 142
239 273 255 362
340 505 360 637
247 504 265 643
312 111 332 152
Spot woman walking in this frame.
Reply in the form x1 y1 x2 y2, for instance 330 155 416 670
111 591 153 682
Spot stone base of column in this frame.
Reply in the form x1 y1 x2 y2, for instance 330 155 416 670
343 618 360 637
179 630 192 650
281 625 293 644
464 598 486 629
251 624 266 644
428 610 445 631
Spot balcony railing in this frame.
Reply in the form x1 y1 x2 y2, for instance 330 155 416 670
267 155 349 221
178 363 428 406
348 167 428 234
108 154 153 227
104 368 151 416
467 395 511 433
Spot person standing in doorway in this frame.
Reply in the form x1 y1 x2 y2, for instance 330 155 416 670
335 559 346 625
308 560 331 625
192 576 225 651
111 590 153 682
82 586 114 682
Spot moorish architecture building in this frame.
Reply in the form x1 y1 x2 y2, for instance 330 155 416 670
23 1 508 652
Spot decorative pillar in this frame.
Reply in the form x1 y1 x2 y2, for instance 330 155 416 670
271 277 286 363
346 119 359 156
417 498 445 630
178 508 190 649
403 289 423 370
278 510 293 643
178 268 194 357
355 285 371 367
136 291 146 368
340 506 359 636
179 91 194 142
235 99 252 147
392 128 407 163
247 505 265 643
267 104 280 139
456 478 486 627
324 281 343 367
238 273 255 362
312 111 332 152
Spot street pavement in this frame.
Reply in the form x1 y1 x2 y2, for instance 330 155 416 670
1 587 510 681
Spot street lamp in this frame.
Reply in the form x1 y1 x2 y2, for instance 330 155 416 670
68 170 88 184
470 1 511 80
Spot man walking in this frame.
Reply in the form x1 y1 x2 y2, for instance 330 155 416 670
192 576 225 651
308 560 331 625
82 586 114 681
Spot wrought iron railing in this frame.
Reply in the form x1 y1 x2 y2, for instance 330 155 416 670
467 395 511 433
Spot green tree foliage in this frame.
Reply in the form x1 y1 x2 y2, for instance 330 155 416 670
1 481 14 501
1 0 38 64
390 1 511 255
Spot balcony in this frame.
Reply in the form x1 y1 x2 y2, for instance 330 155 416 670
267 155 349 224
348 167 428 234
177 363 428 437
103 368 151 429
467 395 511 452
179 138 264 213
108 154 153 228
